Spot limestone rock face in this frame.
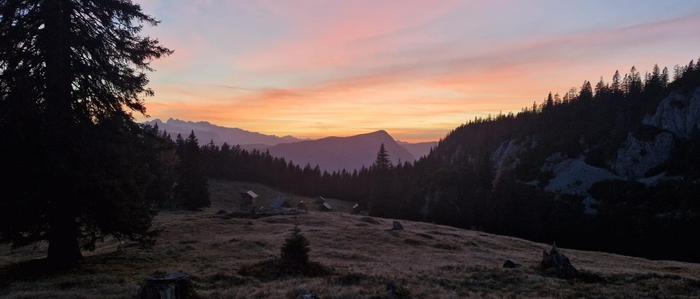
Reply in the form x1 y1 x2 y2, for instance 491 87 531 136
544 157 620 196
612 132 674 179
643 87 700 138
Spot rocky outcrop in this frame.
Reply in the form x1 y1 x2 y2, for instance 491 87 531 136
643 87 700 138
492 138 535 186
543 156 620 196
612 132 674 179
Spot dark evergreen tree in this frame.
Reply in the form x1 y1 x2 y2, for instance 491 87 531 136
579 81 593 102
280 224 310 265
0 0 171 268
174 131 210 210
369 143 393 216
373 143 391 171
611 70 623 95
544 92 554 111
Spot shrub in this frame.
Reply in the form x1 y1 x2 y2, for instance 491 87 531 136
281 225 310 265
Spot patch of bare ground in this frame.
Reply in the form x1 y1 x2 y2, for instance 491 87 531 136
2 179 700 298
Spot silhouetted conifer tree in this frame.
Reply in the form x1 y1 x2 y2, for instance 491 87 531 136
174 131 210 210
0 0 171 268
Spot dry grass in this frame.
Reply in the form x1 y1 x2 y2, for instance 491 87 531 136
2 179 700 298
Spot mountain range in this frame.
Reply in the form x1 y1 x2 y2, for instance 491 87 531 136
147 118 300 146
146 118 436 171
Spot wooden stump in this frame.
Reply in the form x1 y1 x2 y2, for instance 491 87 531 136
138 272 195 299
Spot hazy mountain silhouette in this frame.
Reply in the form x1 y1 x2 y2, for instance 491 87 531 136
398 141 436 159
268 130 415 171
147 118 300 146
148 118 431 170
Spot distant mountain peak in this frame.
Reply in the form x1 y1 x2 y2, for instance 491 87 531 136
267 130 415 171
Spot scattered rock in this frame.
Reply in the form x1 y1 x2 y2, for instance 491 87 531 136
432 243 461 251
360 216 380 224
288 288 320 299
503 260 520 268
386 281 411 299
540 244 578 279
138 272 196 299
403 239 424 246
351 202 362 214
228 208 306 219
392 221 404 231
216 209 228 215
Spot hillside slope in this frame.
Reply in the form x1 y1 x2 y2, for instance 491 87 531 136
2 180 700 298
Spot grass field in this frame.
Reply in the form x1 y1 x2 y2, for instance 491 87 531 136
2 180 700 298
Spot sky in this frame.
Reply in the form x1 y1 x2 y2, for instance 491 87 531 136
135 0 700 142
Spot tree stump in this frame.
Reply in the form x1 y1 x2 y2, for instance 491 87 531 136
138 272 195 299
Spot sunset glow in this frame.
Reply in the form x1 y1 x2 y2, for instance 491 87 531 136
138 0 700 142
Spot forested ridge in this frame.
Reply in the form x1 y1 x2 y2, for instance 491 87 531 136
193 59 700 262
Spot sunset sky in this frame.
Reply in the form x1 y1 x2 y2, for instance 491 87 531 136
137 0 700 142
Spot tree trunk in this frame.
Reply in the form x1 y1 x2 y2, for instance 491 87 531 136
41 0 82 269
47 212 82 268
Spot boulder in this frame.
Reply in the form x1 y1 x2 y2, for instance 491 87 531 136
392 221 404 231
502 260 520 268
289 289 319 299
297 201 308 211
386 281 411 299
540 244 578 279
138 272 195 299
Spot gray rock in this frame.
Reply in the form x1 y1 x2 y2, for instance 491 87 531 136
503 260 520 268
386 281 410 299
290 288 319 299
392 221 404 230
612 132 674 179
138 272 194 299
643 87 700 138
540 244 578 279
544 157 620 196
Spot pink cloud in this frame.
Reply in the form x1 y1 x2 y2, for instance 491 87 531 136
234 0 463 72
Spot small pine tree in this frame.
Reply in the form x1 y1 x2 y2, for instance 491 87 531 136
281 224 310 265
374 143 391 171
